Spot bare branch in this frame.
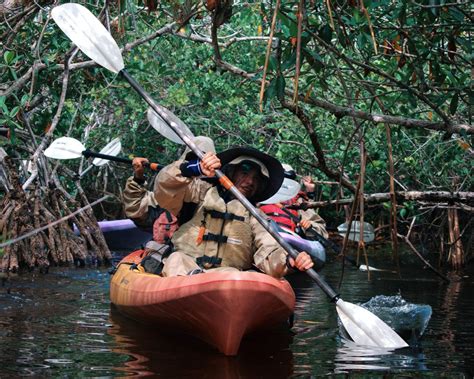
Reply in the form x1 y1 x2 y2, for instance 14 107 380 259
290 191 474 209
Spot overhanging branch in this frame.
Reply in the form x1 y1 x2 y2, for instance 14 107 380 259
290 191 474 209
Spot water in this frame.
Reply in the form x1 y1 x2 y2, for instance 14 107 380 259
0 251 473 377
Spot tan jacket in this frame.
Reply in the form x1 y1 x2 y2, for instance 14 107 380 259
154 161 290 278
294 197 329 239
122 177 158 225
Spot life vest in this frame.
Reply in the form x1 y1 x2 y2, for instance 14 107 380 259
259 203 298 232
260 191 308 231
170 187 253 270
153 210 179 244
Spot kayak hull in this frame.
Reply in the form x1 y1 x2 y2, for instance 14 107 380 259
74 219 152 251
110 250 296 355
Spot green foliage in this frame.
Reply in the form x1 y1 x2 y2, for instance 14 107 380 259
0 0 471 231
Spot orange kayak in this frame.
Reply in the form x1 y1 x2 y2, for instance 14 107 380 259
110 250 296 356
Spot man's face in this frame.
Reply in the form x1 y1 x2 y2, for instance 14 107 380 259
231 163 264 199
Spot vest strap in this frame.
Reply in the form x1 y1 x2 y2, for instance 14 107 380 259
205 210 245 221
196 255 223 268
263 211 293 220
203 233 228 243
280 207 301 222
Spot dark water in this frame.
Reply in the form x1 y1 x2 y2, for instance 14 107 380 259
0 251 473 378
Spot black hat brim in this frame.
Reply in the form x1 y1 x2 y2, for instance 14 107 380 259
217 147 284 203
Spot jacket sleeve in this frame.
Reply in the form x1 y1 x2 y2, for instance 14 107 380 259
298 199 329 239
123 176 159 226
251 212 291 278
153 160 211 217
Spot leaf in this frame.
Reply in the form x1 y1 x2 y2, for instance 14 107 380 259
353 9 361 23
319 78 329 91
0 99 8 114
449 92 459 115
408 94 417 107
278 11 298 38
268 55 278 71
319 24 332 44
448 7 465 22
371 160 383 168
457 139 470 151
9 106 19 117
398 4 406 25
303 48 324 73
281 49 296 71
429 0 439 17
3 51 14 65
8 125 16 145
276 74 286 100
20 94 30 106
356 33 364 50
264 78 277 104
8 67 17 81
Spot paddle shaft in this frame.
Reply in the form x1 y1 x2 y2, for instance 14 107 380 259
120 69 339 302
82 149 163 171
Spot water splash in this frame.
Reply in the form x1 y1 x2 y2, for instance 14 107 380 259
361 294 432 340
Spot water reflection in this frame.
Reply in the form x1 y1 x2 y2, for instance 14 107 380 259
334 339 427 374
108 308 294 378
1 254 473 376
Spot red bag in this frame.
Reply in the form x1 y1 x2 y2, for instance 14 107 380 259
153 210 179 244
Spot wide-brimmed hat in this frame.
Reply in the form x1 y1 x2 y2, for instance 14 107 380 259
258 178 301 205
183 136 216 160
282 163 297 180
217 147 284 203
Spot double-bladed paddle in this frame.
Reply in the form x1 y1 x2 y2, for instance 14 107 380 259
51 3 408 349
44 136 163 171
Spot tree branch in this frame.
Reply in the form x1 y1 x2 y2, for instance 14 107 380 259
290 191 474 209
279 98 356 192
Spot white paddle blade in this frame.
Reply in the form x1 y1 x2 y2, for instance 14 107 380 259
92 138 122 166
147 107 193 144
51 4 124 74
338 221 375 243
44 137 86 160
358 264 383 272
259 178 301 204
336 299 408 349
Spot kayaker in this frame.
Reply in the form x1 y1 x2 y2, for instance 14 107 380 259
122 136 216 243
154 147 314 277
259 164 328 239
